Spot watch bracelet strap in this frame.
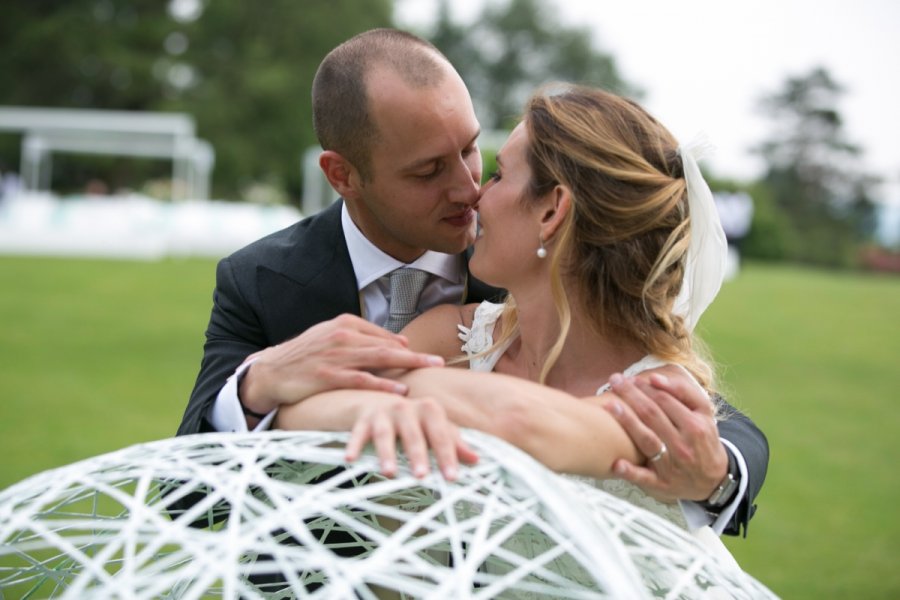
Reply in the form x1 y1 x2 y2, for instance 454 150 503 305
701 447 740 509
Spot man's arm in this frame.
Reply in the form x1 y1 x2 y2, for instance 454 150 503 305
177 256 268 436
716 406 769 536
178 257 451 436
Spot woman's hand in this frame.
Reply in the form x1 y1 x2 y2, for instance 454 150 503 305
275 388 478 481
345 395 479 481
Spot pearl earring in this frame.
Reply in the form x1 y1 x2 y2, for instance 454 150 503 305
536 237 547 259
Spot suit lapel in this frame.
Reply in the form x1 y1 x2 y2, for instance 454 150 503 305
257 201 361 342
255 202 503 344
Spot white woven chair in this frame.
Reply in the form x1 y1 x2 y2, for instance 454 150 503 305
0 430 776 598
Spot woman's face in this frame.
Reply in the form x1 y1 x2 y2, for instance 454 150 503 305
470 122 545 288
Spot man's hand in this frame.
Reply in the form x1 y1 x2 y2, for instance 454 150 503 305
602 367 727 503
239 314 445 415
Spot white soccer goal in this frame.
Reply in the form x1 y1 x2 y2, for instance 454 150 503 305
0 430 776 599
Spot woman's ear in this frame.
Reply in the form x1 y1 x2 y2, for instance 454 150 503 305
540 184 572 242
319 150 363 200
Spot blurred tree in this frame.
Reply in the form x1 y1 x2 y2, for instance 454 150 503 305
738 181 795 262
0 0 393 201
426 0 638 130
172 0 392 200
0 1 170 111
0 0 175 192
747 66 879 267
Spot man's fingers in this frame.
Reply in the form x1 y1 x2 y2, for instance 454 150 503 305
316 347 443 381
634 375 718 454
631 377 696 431
358 348 444 371
276 317 413 362
613 460 655 487
325 370 409 395
647 371 713 413
608 374 678 455
323 313 409 344
604 397 660 462
613 460 678 502
352 347 445 371
317 348 445 395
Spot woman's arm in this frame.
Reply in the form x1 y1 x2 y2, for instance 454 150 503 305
276 366 643 480
273 387 478 480
399 368 643 478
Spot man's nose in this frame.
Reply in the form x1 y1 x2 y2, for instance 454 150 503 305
448 160 481 206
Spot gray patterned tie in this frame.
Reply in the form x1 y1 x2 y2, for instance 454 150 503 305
384 267 429 333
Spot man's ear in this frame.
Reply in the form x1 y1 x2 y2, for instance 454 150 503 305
540 184 572 242
319 150 363 200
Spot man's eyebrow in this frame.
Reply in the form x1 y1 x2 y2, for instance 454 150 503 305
400 130 482 173
400 155 440 173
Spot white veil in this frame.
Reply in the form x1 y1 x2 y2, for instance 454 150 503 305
673 137 728 331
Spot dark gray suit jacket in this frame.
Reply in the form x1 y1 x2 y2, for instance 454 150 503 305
177 199 767 536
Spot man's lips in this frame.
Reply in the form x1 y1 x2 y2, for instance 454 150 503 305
443 208 475 228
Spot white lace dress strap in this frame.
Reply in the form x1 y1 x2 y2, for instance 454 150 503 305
595 355 669 395
457 301 511 372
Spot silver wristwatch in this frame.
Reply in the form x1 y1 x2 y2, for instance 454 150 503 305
703 451 740 508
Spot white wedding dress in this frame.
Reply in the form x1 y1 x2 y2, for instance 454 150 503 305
457 300 738 567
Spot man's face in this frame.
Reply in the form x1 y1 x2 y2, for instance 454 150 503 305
345 63 482 263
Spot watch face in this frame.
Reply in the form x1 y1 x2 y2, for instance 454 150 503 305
705 449 741 507
707 474 738 507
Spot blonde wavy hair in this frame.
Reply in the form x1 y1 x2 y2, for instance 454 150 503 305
490 84 717 393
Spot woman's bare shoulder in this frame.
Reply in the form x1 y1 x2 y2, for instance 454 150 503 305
401 303 480 359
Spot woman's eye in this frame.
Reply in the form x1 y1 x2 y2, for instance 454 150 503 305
487 171 501 182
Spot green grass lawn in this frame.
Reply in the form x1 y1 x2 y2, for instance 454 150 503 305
701 264 900 599
1 256 898 598
0 256 214 485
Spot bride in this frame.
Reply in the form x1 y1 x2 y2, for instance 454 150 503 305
275 84 734 561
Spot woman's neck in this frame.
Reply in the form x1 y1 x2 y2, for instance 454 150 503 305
499 285 644 397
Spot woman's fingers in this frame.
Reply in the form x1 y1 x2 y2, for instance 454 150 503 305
419 400 462 480
395 403 431 478
345 419 372 462
455 436 480 466
344 397 475 481
370 411 400 477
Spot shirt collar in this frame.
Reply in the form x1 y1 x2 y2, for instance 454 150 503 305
341 202 463 290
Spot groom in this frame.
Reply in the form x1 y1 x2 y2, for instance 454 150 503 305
177 28 767 537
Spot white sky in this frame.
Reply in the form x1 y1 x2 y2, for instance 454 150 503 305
396 0 900 239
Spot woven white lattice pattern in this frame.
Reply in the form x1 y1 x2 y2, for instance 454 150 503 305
0 430 776 599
